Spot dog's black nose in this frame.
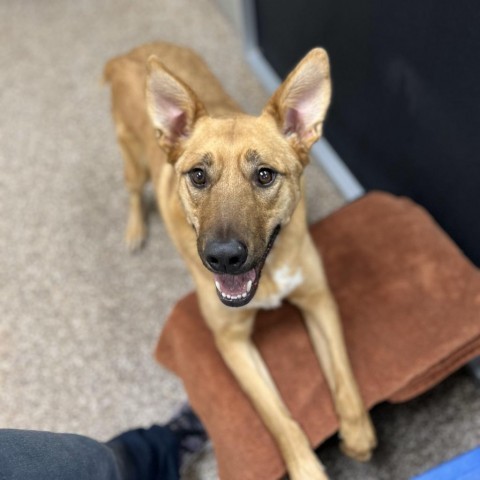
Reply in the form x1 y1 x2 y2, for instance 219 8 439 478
204 239 248 274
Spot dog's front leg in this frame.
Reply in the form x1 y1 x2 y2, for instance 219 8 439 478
210 308 329 480
289 237 377 462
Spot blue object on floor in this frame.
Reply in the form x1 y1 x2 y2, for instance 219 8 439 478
411 447 480 480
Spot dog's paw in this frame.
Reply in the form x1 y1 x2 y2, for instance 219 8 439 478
288 455 329 480
125 214 146 251
339 411 377 462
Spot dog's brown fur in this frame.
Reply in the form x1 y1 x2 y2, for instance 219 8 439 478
105 42 376 479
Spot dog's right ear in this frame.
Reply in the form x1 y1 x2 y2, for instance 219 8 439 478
146 56 206 157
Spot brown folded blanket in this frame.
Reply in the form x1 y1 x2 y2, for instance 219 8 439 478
155 192 480 480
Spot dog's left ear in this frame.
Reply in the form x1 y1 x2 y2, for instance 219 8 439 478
263 48 331 162
146 55 206 158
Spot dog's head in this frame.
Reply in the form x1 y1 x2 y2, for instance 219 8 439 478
146 49 331 307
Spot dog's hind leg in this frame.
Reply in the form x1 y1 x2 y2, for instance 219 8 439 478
115 121 148 251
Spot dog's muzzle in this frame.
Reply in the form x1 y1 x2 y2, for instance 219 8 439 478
202 226 281 308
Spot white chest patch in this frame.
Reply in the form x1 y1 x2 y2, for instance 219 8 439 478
252 266 304 310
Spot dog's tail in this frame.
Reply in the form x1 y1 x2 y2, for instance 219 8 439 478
102 58 118 85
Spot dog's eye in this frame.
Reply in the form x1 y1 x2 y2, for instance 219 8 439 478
257 168 276 187
189 168 207 188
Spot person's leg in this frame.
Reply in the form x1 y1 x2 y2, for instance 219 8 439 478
0 429 122 480
0 404 208 480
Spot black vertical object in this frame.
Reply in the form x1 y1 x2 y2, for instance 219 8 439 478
255 0 480 266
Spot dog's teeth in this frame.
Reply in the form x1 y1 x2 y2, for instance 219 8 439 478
247 280 252 292
215 281 221 291
220 291 248 301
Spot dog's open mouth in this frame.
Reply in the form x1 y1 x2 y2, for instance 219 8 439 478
214 268 257 307
214 226 280 307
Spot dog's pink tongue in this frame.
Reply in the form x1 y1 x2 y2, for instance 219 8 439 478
214 269 256 296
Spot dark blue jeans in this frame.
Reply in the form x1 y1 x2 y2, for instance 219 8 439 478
0 426 180 480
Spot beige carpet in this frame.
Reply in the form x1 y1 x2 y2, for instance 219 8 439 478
0 1 344 478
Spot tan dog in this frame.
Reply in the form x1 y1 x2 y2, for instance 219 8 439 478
104 42 376 479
